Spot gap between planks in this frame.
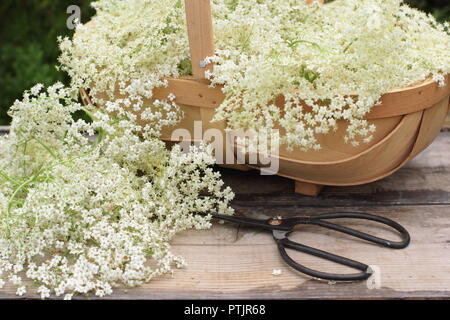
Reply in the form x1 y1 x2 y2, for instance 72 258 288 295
221 131 450 207
114 204 450 299
0 123 448 299
1 205 449 299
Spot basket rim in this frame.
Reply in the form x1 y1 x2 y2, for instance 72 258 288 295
81 73 450 120
150 73 450 119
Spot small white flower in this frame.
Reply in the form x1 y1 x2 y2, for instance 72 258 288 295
38 286 51 300
30 83 44 95
0 83 234 298
1 0 448 300
64 294 74 300
16 286 27 296
272 269 282 276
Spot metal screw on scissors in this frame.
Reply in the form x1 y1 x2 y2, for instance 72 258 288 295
202 212 410 281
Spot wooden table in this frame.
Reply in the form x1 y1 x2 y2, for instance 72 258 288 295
0 129 449 300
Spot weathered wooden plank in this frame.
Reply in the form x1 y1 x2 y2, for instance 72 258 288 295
225 167 450 207
1 205 448 300
0 129 448 300
221 132 450 207
91 205 450 299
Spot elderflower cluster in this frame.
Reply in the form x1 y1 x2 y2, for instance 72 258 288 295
0 84 234 299
208 0 450 149
58 0 190 139
60 0 450 150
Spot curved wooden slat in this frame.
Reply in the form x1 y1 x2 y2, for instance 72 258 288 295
244 97 448 187
366 75 450 119
244 110 423 185
276 116 403 162
325 97 450 187
408 97 449 158
151 75 450 120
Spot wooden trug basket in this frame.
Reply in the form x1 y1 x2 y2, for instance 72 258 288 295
81 0 450 196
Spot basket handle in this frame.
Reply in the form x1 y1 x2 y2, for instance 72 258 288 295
184 0 324 80
184 0 215 80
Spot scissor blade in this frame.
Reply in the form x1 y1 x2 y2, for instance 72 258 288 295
202 213 276 231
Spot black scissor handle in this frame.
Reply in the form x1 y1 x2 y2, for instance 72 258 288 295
276 237 372 281
308 212 411 249
274 212 410 281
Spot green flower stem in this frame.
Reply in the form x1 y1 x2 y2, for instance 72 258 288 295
7 165 48 214
0 169 20 186
33 138 60 160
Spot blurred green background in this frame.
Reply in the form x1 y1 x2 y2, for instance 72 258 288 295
0 0 449 125
0 0 95 125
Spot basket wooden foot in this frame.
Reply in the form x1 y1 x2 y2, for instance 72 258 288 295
295 181 323 196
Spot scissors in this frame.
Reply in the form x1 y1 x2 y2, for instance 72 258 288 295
204 212 410 281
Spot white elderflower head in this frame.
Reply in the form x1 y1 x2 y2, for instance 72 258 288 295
208 0 450 149
58 0 189 139
7 0 443 297
0 84 234 299
59 0 450 151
